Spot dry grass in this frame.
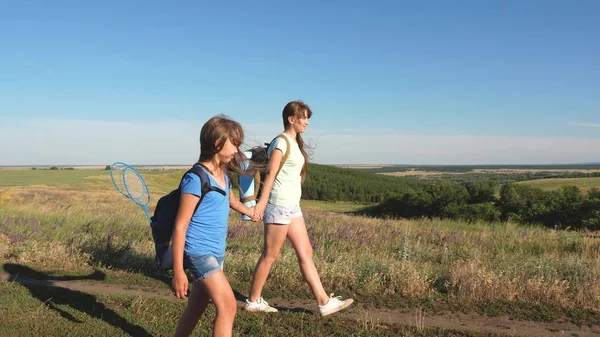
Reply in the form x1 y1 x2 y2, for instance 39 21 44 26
0 188 14 205
10 240 93 273
448 260 572 306
0 233 11 259
1 184 600 314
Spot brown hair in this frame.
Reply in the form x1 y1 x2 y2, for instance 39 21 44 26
198 114 246 175
282 100 312 181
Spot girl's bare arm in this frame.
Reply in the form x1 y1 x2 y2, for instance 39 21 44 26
171 193 199 299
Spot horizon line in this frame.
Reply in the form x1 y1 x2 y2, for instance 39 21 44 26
2 162 600 168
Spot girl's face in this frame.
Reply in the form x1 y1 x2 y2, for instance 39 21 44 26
217 138 238 164
290 111 310 134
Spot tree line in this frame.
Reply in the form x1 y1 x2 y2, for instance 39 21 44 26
303 164 600 230
302 164 420 203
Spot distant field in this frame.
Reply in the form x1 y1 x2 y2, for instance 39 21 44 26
380 168 600 176
0 165 192 171
0 169 187 199
473 168 600 174
0 170 107 187
380 170 465 177
0 169 365 213
336 164 394 169
518 177 600 192
299 199 368 212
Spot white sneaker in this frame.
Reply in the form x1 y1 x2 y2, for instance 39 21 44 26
318 294 354 317
244 297 278 312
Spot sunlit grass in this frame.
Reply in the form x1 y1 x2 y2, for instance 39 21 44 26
518 177 600 192
1 281 499 337
1 169 600 335
2 184 600 313
0 169 108 187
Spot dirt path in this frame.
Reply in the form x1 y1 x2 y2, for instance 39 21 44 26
2 273 598 337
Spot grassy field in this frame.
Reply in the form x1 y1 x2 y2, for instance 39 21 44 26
518 177 600 192
0 169 106 187
1 169 599 336
0 168 185 193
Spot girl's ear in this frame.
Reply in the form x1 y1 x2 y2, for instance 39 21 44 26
287 115 296 125
214 138 222 148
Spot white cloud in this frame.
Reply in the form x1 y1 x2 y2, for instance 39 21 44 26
307 133 600 165
1 119 203 165
342 128 405 134
569 122 600 128
1 118 599 165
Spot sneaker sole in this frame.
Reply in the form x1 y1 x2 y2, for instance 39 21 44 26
244 307 278 313
319 299 354 317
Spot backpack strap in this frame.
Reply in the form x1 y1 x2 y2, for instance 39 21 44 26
154 165 227 250
273 134 291 178
184 164 227 214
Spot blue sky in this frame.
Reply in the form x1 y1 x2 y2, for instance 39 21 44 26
1 0 599 165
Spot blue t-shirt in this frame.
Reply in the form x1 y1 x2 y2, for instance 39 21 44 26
180 168 230 258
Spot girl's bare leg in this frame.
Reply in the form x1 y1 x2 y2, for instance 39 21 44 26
248 224 289 302
286 216 329 305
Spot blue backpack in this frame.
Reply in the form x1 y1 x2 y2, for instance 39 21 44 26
150 164 226 270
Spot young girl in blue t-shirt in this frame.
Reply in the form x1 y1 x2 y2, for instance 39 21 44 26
172 115 254 337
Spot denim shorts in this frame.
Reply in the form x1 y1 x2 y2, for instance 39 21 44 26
158 246 224 280
184 254 224 281
264 203 303 225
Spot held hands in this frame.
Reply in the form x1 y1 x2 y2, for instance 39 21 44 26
245 206 256 220
172 271 188 300
245 206 260 222
242 202 265 222
252 201 266 222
